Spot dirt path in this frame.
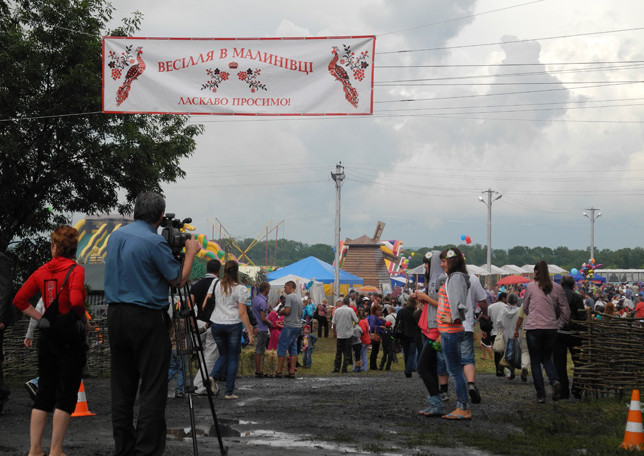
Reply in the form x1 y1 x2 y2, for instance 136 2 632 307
1 371 545 455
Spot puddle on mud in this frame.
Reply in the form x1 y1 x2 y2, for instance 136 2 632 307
169 418 411 455
167 419 495 455
167 418 241 440
168 418 407 454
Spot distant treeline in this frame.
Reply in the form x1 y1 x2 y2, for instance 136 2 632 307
404 244 644 271
227 238 644 271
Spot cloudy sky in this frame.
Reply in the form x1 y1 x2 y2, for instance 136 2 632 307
102 0 644 253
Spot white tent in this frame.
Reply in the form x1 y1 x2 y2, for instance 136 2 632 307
548 264 569 274
467 264 487 275
267 274 325 308
520 264 568 275
479 264 507 275
268 274 308 286
500 264 525 275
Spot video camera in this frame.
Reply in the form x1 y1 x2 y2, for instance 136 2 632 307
160 213 192 257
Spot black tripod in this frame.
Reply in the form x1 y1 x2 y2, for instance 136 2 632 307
170 283 228 456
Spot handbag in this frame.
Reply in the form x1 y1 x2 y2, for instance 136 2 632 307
197 279 219 322
370 333 381 343
38 265 84 346
492 331 505 354
505 338 522 370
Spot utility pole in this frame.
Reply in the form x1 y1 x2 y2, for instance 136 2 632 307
583 207 601 259
331 162 345 305
479 188 502 289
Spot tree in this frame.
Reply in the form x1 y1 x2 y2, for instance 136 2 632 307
0 0 203 260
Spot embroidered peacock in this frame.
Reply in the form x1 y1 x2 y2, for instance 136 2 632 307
328 47 358 108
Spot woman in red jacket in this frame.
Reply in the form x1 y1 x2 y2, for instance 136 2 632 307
14 225 88 456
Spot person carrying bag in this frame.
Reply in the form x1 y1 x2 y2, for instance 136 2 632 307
13 225 89 456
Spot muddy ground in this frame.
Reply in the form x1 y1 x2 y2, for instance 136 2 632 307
0 368 559 456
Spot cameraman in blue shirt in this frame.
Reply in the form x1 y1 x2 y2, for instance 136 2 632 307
105 192 200 456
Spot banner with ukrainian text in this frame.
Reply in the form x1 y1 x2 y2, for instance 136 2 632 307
102 36 375 116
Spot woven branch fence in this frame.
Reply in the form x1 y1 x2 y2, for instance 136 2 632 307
574 315 644 398
3 318 111 379
3 313 644 397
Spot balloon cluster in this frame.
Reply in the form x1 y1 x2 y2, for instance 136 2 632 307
460 234 472 245
571 258 602 280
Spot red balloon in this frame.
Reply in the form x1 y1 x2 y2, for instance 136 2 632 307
465 235 472 244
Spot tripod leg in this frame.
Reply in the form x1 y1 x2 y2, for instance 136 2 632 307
181 285 229 456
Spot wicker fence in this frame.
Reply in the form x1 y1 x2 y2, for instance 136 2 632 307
3 317 111 379
4 313 644 397
574 315 644 397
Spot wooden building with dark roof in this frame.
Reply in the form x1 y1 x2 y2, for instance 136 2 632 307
341 223 393 289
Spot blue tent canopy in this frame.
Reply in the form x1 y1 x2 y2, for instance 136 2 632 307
266 256 363 285
553 272 606 284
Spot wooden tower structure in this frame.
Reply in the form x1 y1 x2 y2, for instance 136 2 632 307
341 221 394 289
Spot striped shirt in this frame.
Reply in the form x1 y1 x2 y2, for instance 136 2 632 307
437 284 464 334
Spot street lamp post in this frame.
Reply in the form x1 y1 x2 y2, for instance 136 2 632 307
583 207 601 259
331 162 345 305
479 188 502 289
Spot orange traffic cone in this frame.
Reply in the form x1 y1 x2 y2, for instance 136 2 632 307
620 389 644 450
71 381 96 417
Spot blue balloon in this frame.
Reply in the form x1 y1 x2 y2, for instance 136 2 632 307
571 268 578 275
460 235 466 241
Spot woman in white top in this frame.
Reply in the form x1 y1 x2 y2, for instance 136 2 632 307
203 260 254 399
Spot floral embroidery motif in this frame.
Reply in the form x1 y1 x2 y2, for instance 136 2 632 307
107 45 135 80
237 69 267 93
337 45 370 81
201 68 230 93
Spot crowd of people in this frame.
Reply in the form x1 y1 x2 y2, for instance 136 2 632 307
2 191 644 454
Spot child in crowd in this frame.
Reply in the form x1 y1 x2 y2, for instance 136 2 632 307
380 320 395 370
301 325 318 368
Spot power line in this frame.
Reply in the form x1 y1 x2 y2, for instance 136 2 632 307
375 80 644 86
377 0 545 37
376 97 644 112
374 81 639 103
378 26 644 55
0 111 104 123
376 60 644 68
374 64 644 83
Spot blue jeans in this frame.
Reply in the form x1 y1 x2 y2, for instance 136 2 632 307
168 350 186 393
302 347 314 367
210 322 243 396
401 337 418 375
440 331 469 410
526 329 559 399
360 343 369 371
459 331 475 365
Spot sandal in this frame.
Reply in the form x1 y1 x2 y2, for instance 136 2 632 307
274 372 283 378
286 372 296 379
255 372 270 378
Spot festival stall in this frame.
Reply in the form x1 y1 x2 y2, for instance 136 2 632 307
266 256 363 298
267 274 325 307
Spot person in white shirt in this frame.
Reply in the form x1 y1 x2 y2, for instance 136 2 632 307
487 292 508 377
